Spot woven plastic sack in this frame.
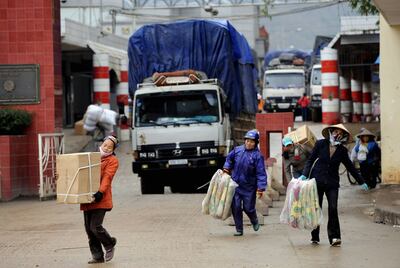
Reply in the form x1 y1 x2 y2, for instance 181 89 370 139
202 170 238 221
280 178 322 230
99 109 118 125
221 178 238 220
201 170 221 215
86 105 103 121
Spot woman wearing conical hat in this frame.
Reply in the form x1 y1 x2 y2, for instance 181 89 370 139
299 124 369 247
352 129 381 189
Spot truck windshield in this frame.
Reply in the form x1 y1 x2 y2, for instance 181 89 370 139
135 90 220 127
264 73 305 88
311 68 321 86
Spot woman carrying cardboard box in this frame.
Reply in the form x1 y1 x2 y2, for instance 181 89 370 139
81 135 119 264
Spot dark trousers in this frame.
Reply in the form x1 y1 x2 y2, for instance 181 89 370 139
231 188 258 232
301 107 308 121
360 162 378 189
84 209 114 259
311 185 340 244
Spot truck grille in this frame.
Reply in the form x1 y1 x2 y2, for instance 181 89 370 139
138 141 215 159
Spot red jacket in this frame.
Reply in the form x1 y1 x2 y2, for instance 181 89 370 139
81 155 119 211
298 96 310 108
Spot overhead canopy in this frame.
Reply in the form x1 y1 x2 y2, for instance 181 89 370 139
373 0 400 26
87 41 128 81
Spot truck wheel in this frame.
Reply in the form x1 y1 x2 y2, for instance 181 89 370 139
140 176 164 194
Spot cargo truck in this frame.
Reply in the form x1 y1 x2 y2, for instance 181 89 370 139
128 20 258 194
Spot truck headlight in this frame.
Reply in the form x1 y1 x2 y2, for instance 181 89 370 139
201 148 210 155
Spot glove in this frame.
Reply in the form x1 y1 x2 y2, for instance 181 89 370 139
256 189 264 199
93 191 103 202
299 175 308 181
360 183 369 191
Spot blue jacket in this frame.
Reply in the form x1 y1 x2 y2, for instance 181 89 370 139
354 141 381 164
223 145 267 191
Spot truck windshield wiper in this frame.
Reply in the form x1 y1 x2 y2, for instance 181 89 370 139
177 118 212 125
147 120 168 128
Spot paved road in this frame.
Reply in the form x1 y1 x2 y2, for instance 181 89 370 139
1 139 399 268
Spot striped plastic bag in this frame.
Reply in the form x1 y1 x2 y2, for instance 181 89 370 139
202 170 238 221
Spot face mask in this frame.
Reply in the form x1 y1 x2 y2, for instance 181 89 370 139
282 151 290 159
99 146 113 158
329 130 347 146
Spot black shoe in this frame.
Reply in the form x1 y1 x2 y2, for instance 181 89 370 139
88 258 104 264
252 222 260 232
311 240 319 245
233 231 243 236
105 237 117 262
331 238 341 247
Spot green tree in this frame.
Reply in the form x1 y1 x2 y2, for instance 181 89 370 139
348 0 379 16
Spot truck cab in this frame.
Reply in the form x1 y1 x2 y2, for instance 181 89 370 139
262 66 306 113
309 64 322 122
131 75 231 194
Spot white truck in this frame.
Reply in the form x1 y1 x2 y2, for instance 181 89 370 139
262 65 306 113
131 74 231 194
309 64 322 122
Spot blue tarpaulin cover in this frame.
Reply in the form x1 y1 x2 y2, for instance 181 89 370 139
128 19 257 115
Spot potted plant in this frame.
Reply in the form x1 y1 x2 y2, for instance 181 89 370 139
0 109 32 135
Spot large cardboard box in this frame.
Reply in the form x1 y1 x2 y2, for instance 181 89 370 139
285 125 317 149
74 119 87 136
56 152 101 204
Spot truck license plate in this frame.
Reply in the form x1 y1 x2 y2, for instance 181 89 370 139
168 159 188 165
278 103 290 109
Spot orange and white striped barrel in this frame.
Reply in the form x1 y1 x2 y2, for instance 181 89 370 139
339 76 352 121
321 48 340 124
362 81 372 120
117 58 130 141
93 53 110 110
351 79 362 122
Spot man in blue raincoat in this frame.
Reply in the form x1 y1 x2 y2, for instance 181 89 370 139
223 129 267 236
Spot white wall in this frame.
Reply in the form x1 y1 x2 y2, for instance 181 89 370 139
380 14 400 184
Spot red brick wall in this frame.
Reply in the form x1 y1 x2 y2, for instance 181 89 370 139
256 113 294 159
0 0 62 196
0 136 29 200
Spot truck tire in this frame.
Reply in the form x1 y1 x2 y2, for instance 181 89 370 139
140 176 164 194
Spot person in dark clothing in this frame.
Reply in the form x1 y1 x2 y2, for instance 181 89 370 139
299 124 368 247
223 129 267 236
282 136 310 180
353 129 381 189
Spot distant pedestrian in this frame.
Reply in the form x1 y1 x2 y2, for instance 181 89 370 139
223 129 267 236
81 135 119 264
282 137 310 181
299 124 368 247
297 93 310 121
353 129 381 189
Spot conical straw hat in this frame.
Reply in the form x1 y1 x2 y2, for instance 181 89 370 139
322 124 351 141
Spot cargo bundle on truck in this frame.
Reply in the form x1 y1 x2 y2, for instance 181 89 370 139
128 20 258 194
